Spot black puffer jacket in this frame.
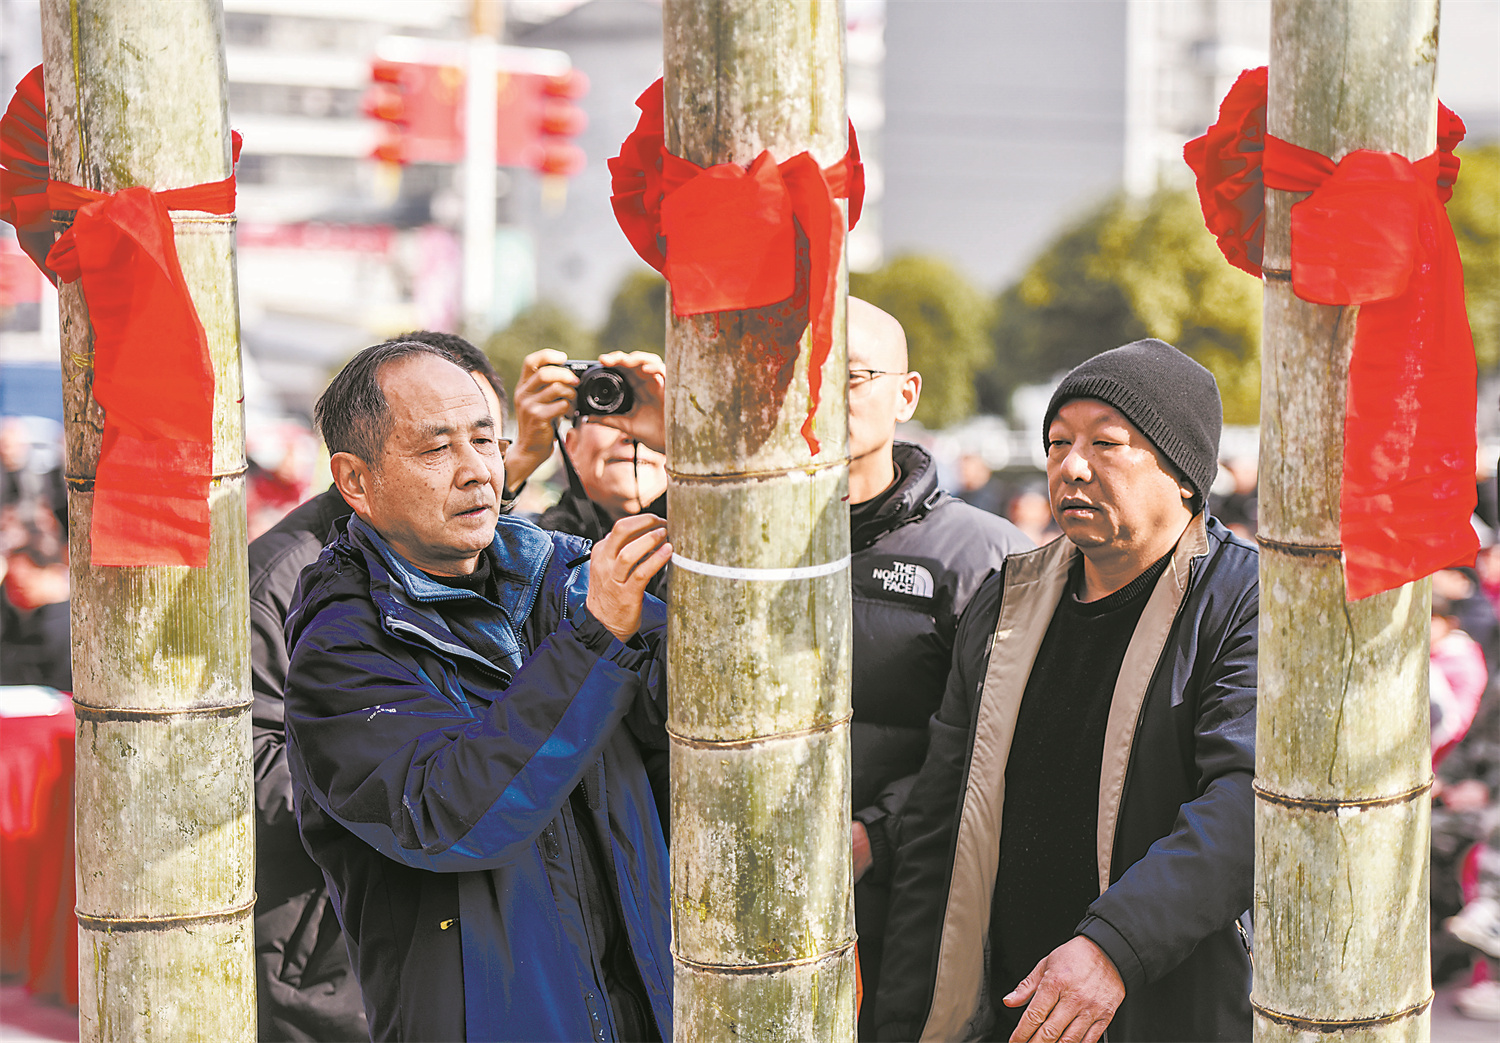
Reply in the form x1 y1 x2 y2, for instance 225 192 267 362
248 489 365 1042
851 442 1030 1035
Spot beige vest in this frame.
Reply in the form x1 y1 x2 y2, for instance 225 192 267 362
919 515 1209 1041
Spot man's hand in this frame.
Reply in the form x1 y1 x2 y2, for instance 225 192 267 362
1004 935 1124 1043
585 514 672 641
505 349 577 494
852 820 873 883
593 351 666 454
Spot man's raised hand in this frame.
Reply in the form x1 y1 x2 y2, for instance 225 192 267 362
1004 935 1123 1043
505 349 577 494
593 351 665 454
585 514 672 641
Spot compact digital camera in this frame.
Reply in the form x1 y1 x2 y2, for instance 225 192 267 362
563 361 635 417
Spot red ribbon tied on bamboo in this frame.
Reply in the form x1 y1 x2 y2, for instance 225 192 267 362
608 78 865 455
1 64 239 568
1185 66 1477 601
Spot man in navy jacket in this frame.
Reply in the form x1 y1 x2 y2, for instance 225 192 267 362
283 341 673 1041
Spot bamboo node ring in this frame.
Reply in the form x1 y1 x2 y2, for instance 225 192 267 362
76 895 256 934
672 938 856 976
1252 778 1432 813
72 699 252 723
1251 994 1431 1031
1254 534 1342 558
667 713 853 751
667 459 848 483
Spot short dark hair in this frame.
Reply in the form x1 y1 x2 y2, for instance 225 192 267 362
393 330 505 403
314 341 458 462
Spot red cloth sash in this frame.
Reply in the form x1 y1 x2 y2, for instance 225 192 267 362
609 78 865 456
0 65 239 568
1185 67 1477 600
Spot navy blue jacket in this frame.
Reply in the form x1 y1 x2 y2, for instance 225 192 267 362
284 514 672 1042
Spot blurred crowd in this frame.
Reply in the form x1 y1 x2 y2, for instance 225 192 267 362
0 416 69 692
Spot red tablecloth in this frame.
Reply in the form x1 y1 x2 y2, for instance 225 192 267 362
0 698 77 1005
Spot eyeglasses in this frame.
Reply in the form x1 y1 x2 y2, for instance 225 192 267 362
848 368 904 389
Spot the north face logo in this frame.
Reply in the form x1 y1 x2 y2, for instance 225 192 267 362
871 560 934 598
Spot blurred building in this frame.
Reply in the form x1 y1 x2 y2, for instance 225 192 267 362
882 0 1498 292
514 0 887 328
223 0 473 417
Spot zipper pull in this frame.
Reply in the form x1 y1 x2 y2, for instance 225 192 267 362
541 821 561 860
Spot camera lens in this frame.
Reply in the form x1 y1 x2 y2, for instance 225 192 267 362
578 367 633 416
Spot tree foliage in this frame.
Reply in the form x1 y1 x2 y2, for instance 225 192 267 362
986 188 1263 424
482 301 593 403
597 270 668 357
850 254 994 428
1452 145 1499 373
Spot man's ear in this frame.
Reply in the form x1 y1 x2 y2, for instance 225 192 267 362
895 370 923 425
329 452 374 519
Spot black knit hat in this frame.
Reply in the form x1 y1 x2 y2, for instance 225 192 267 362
1042 339 1222 503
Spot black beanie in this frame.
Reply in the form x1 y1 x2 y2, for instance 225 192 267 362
1042 339 1223 504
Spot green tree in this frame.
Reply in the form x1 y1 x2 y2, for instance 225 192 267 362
482 300 593 401
598 270 669 356
1451 144 1498 373
850 254 993 427
987 188 1263 424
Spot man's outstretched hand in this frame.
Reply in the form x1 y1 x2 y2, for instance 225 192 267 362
585 514 672 641
1004 935 1124 1043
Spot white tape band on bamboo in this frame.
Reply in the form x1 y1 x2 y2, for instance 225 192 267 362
669 554 851 582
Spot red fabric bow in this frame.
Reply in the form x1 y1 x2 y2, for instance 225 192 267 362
0 64 241 568
608 78 865 456
1185 67 1477 600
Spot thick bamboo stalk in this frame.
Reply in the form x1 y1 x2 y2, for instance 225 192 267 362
662 2 855 1039
39 2 255 1039
1254 2 1438 1040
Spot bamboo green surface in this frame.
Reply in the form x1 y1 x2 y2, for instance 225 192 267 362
40 1 254 1039
1254 3 1438 1040
662 2 856 1039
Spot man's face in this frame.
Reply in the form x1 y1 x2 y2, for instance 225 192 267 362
566 419 667 521
847 309 919 467
353 354 505 575
1046 399 1192 557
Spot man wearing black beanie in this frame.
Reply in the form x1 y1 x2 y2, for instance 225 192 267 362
877 339 1258 1042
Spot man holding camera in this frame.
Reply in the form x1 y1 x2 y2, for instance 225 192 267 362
504 349 669 544
282 340 674 1041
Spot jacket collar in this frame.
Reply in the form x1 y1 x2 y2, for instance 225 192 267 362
851 441 944 551
347 514 555 629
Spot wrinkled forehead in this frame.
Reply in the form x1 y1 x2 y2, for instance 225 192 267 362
1048 397 1139 437
379 354 494 430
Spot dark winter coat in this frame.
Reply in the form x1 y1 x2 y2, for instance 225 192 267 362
875 514 1257 1042
248 488 364 1042
284 513 672 1042
849 442 1030 1032
0 597 71 691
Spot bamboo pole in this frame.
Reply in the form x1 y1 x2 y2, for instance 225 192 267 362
1254 2 1438 1040
39 2 255 1039
661 2 855 1039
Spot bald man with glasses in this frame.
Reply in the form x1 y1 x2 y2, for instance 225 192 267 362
843 298 1031 1038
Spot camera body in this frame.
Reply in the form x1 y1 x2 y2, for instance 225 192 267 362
563 361 635 417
